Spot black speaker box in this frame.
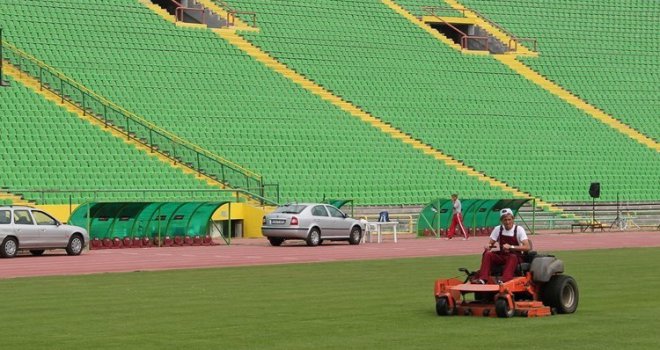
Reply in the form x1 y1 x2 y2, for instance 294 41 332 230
589 182 600 198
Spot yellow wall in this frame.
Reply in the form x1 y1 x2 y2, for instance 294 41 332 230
212 203 276 238
34 202 275 238
35 204 78 223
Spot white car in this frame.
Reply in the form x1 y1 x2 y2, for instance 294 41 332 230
262 203 364 246
0 206 89 258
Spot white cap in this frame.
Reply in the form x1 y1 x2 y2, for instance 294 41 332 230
500 208 514 218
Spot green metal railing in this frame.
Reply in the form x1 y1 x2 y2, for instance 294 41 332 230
10 188 278 212
2 40 279 204
0 28 9 87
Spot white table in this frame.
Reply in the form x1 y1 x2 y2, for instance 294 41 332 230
365 221 398 243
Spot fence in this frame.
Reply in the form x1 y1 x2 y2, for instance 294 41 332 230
2 40 279 204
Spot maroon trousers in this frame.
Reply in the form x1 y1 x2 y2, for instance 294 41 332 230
478 251 521 282
447 213 468 239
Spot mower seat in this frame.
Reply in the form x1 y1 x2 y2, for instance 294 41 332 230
517 239 537 274
518 251 537 274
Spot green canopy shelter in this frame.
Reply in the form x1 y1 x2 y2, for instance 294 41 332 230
417 199 533 237
69 201 228 247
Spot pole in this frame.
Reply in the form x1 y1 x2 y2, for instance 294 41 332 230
227 202 232 245
436 199 441 238
0 28 3 82
610 193 622 230
158 206 162 247
1 28 9 87
615 193 619 229
591 197 595 233
532 198 536 235
472 204 477 238
87 203 91 243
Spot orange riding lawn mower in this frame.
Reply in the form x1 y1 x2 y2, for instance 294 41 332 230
434 246 579 318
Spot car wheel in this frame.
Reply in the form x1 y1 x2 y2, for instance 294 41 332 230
495 298 515 318
66 234 84 256
435 297 453 316
541 275 579 314
30 250 45 256
268 237 284 246
348 226 361 245
1 237 18 258
306 228 321 247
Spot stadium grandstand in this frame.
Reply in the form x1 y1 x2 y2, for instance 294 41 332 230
0 0 658 239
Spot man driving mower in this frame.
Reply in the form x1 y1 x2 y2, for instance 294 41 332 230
434 207 579 317
474 208 530 284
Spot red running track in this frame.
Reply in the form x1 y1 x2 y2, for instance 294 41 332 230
1 230 659 279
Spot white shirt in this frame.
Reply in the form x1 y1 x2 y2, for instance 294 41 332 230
489 225 528 243
452 199 462 215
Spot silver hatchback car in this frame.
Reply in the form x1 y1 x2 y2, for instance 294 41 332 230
0 206 89 258
262 203 364 246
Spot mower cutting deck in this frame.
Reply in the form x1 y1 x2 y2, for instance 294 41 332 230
434 253 579 318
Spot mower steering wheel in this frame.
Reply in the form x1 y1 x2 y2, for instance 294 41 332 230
458 268 476 283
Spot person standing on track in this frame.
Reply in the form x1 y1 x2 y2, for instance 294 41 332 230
446 193 469 240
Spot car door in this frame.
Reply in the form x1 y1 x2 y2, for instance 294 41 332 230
325 205 352 238
0 209 13 241
13 209 40 248
32 210 66 248
310 205 333 237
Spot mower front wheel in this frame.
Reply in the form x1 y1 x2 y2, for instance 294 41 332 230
495 298 515 318
435 297 453 316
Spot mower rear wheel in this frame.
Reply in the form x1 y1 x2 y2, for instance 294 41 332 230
542 275 579 314
495 298 515 318
435 297 453 316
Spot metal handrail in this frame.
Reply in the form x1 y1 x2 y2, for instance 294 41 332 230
212 0 258 27
168 0 207 25
508 37 538 52
9 188 280 207
422 6 537 52
176 7 206 24
0 28 6 86
424 12 489 51
228 10 257 27
421 5 466 17
2 41 279 204
469 7 538 52
461 35 490 52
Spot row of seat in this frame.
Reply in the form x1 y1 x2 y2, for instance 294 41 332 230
0 73 236 205
230 0 659 202
2 0 657 205
458 0 659 140
0 0 514 205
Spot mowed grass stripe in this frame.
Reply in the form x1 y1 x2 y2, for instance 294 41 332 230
1 248 659 349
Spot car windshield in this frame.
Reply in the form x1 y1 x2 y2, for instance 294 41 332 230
274 205 307 214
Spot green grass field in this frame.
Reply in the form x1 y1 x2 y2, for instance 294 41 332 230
1 247 659 349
